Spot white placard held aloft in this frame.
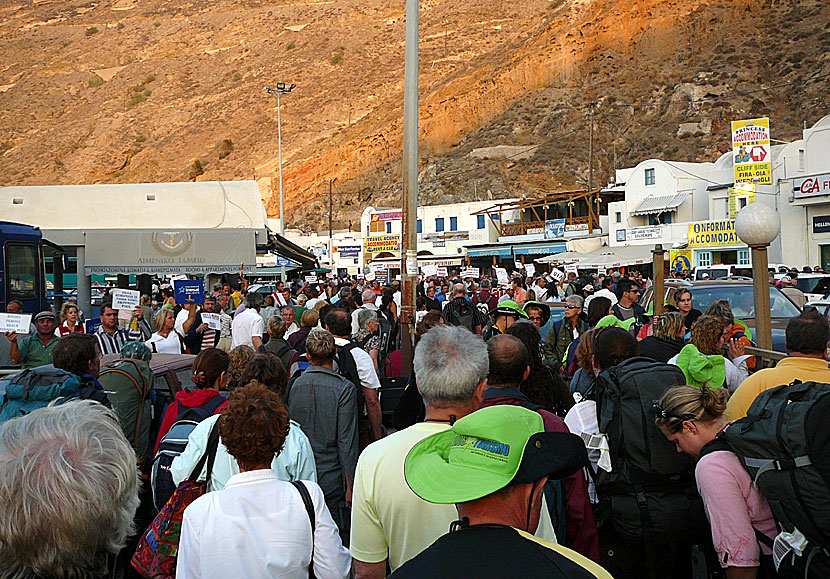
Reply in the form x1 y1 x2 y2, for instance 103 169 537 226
495 267 510 286
436 267 448 277
524 263 536 277
112 289 140 311
460 267 480 279
550 268 565 282
564 263 579 275
202 313 221 330
421 264 438 277
0 313 32 334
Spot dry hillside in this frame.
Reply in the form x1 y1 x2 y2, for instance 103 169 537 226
0 0 828 229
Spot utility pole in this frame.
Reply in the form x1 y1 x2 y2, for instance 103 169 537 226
588 102 595 191
400 0 419 375
328 179 334 269
264 83 296 282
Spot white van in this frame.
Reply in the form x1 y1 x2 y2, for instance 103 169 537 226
692 265 752 280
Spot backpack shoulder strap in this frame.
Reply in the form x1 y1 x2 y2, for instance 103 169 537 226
187 417 222 483
291 481 317 579
202 394 225 415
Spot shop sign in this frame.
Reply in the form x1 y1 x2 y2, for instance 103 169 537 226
813 216 830 234
370 211 402 222
565 222 589 233
670 249 692 272
337 245 361 258
545 219 565 239
732 117 771 185
629 226 662 241
365 235 401 253
421 231 470 242
688 220 742 248
616 229 626 242
795 173 830 199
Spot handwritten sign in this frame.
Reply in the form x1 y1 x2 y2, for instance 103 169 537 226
550 268 565 282
436 267 448 277
174 280 205 304
0 313 32 334
524 263 536 277
305 276 318 283
564 264 578 275
421 264 438 277
202 313 221 330
495 267 510 286
460 267 480 278
112 289 140 311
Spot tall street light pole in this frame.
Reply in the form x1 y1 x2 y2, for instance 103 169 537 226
264 83 296 283
400 0 419 375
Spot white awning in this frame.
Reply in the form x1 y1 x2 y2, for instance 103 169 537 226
631 193 689 216
84 229 257 275
536 244 665 268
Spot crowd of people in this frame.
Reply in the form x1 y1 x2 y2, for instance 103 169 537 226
0 266 828 578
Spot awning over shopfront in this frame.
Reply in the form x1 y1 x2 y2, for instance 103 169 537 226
631 193 689 216
466 245 514 258
512 242 566 256
536 244 664 268
269 233 318 269
84 229 258 276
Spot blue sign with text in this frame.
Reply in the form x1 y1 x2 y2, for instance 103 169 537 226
174 279 205 304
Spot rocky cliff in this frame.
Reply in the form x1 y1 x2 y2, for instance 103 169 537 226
1 0 827 229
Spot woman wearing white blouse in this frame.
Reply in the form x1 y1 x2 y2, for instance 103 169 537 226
176 382 350 579
146 309 185 354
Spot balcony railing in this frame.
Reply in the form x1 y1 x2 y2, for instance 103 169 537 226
500 216 591 237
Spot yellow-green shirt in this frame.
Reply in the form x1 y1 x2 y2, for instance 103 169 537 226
725 357 830 421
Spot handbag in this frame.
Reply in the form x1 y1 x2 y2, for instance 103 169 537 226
131 418 221 578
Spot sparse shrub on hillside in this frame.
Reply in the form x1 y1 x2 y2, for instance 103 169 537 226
286 41 295 50
189 159 205 180
154 21 161 27
135 134 146 143
127 93 146 108
217 139 234 159
88 76 104 88
116 22 125 30
330 52 343 65
85 27 99 36
145 74 156 84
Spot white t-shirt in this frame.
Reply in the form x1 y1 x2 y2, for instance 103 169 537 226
177 470 350 579
146 332 183 354
350 423 556 571
231 308 265 349
333 336 380 390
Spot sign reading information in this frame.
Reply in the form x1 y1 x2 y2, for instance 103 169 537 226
688 220 742 248
732 117 771 185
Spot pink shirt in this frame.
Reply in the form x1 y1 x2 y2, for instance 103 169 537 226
695 450 777 568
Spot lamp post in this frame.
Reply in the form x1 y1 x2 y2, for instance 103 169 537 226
264 83 296 282
734 203 781 352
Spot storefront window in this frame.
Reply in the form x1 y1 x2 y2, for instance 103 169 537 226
696 251 712 267
738 249 750 266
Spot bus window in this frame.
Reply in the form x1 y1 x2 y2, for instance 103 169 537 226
5 243 40 301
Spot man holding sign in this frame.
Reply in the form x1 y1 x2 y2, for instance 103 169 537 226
95 298 151 356
7 311 59 369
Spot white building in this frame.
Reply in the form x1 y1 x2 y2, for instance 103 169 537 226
359 199 519 274
283 227 364 276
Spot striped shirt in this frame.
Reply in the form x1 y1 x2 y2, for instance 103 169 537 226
94 320 151 356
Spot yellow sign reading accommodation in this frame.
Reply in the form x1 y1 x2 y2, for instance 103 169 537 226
732 117 771 185
364 234 401 260
688 220 742 248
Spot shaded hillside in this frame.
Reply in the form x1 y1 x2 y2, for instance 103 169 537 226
0 0 827 230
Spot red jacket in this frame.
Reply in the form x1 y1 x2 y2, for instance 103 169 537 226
482 387 601 563
154 389 226 454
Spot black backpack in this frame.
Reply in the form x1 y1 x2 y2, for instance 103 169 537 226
447 301 476 332
150 395 225 511
593 358 708 554
718 380 830 578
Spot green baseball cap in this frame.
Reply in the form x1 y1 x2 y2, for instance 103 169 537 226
404 405 587 504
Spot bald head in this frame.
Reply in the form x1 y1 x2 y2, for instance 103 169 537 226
452 283 467 298
361 288 376 304
486 334 529 388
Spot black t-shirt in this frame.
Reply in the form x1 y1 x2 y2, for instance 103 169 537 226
683 308 702 331
389 525 607 579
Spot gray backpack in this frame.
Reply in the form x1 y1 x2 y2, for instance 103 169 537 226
723 380 830 577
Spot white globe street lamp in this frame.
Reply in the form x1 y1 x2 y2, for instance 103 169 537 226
735 203 781 353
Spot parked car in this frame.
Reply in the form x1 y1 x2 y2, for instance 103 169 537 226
805 301 830 317
691 265 753 280
101 352 196 404
247 283 278 296
791 274 830 302
642 279 801 352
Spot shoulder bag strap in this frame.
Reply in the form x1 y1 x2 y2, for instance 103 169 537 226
291 480 317 579
187 417 221 483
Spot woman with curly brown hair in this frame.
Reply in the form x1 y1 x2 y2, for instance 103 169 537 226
668 315 749 392
177 382 350 579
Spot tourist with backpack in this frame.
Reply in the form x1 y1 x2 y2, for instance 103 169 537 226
545 295 588 371
325 309 384 449
588 326 710 578
655 385 778 579
443 283 486 335
353 309 382 371
262 314 299 371
0 333 111 425
151 349 228 510
171 353 316 492
471 278 499 316
726 308 830 421
176 383 350 579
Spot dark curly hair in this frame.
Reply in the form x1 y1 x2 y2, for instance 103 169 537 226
227 345 256 390
689 315 724 356
505 320 575 417
219 382 290 470
237 353 289 400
